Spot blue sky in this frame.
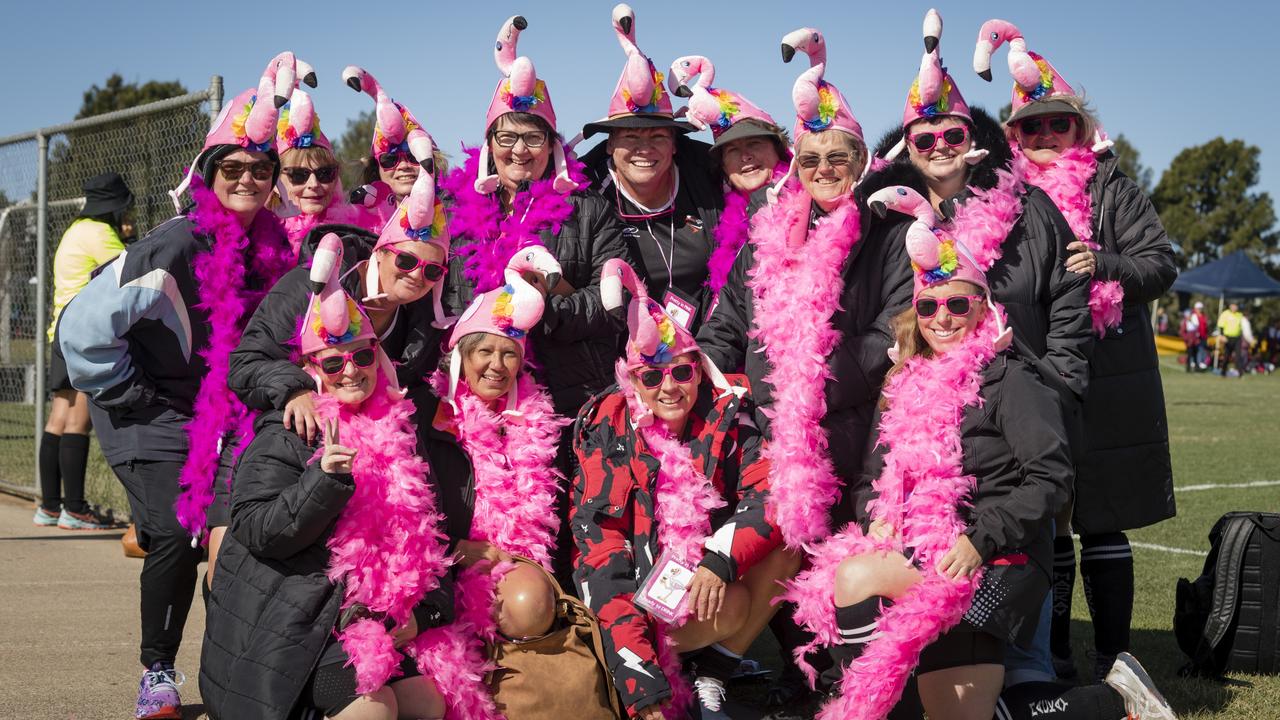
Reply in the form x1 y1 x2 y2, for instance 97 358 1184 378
2 1 1276 209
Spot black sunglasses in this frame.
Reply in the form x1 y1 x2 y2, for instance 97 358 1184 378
316 347 377 376
633 362 697 389
390 250 447 281
282 166 339 185
915 294 985 318
1018 115 1075 137
215 159 274 182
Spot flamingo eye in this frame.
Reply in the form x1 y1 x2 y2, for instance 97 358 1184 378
812 32 820 42
682 61 690 67
896 188 908 196
990 32 998 41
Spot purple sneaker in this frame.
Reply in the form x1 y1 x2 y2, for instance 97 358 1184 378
135 661 183 719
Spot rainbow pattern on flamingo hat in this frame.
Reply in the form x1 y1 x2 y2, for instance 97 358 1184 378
641 300 677 365
484 15 558 132
308 296 365 346
276 89 331 151
778 27 864 144
901 9 973 127
973 19 1076 118
667 55 778 143
492 284 522 339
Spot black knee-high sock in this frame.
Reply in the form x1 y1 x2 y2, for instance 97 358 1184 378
995 682 1126 720
38 432 62 513
771 600 827 674
1079 533 1134 664
58 433 91 514
1050 536 1076 660
819 596 892 692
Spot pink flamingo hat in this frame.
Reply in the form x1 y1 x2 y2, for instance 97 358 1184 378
579 4 694 139
475 15 580 195
277 89 331 151
867 185 1012 349
768 27 865 202
974 19 1114 153
300 232 399 392
883 10 988 165
600 258 733 423
366 162 452 327
169 52 310 209
342 65 435 162
443 246 558 413
667 55 778 142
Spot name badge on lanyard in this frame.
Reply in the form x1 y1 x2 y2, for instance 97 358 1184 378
662 286 697 332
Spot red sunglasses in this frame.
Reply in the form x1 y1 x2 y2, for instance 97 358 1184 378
388 250 447 281
632 362 698 389
915 294 985 318
908 126 970 153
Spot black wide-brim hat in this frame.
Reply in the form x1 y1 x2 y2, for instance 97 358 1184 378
581 113 697 140
81 172 134 216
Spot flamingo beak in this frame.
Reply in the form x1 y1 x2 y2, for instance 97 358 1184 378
619 15 632 34
673 84 693 98
869 201 888 219
978 68 993 82
545 272 562 290
513 15 528 30
345 77 362 93
924 36 939 53
781 43 797 63
273 94 289 109
302 71 318 88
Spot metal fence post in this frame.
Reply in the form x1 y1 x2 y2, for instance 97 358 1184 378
33 132 48 486
209 75 223 123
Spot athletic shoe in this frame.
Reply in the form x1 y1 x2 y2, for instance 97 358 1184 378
1104 652 1177 720
1093 652 1118 683
32 507 60 527
693 676 732 719
135 661 184 719
57 508 110 530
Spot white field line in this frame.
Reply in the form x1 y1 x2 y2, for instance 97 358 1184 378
1130 541 1207 558
1175 480 1280 492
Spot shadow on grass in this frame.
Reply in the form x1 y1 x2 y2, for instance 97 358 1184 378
182 703 206 719
0 531 125 541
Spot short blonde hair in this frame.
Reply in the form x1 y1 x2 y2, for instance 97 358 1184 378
280 145 337 169
1005 95 1099 149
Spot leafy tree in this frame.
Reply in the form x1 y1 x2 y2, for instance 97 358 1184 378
333 110 375 192
76 74 187 120
998 103 1012 123
1109 133 1153 195
1152 138 1277 267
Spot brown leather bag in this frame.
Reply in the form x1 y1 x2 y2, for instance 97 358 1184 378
121 524 147 558
487 559 622 719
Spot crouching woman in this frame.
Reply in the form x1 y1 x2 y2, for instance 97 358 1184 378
201 236 453 720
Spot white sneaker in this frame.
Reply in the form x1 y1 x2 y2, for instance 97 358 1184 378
693 676 731 719
1103 652 1176 720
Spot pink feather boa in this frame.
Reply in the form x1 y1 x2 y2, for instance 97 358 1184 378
706 164 789 297
317 382 451 694
282 199 383 259
613 360 728 717
784 313 1005 720
174 177 293 539
1017 145 1125 336
747 184 861 549
946 157 1027 273
407 371 568 720
442 146 589 293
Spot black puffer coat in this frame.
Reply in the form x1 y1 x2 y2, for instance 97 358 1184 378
1072 154 1178 533
201 411 452 720
870 108 1094 404
442 194 630 418
851 353 1073 645
229 224 447 409
695 163 919 501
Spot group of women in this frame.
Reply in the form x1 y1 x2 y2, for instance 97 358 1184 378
56 6 1180 720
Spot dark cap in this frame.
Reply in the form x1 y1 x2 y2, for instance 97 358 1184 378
581 113 696 140
1006 97 1081 125
711 119 787 152
80 172 134 217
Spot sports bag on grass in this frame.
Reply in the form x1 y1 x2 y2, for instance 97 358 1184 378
487 558 622 719
1174 511 1280 677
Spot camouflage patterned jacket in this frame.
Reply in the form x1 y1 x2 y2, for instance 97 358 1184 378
570 375 781 716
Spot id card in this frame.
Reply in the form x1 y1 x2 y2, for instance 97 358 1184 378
634 553 695 624
662 287 697 333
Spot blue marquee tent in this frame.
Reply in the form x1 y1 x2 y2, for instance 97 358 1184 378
1171 250 1280 300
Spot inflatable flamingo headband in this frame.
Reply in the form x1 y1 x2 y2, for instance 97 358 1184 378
170 51 313 209
301 232 399 392
867 185 1013 350
883 9 989 166
475 15 580 195
443 246 560 414
341 65 439 167
974 19 1113 153
600 258 734 422
667 55 777 144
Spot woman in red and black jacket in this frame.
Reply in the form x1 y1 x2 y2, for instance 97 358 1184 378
572 260 799 720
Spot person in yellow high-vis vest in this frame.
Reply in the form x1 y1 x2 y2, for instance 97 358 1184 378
1216 302 1245 375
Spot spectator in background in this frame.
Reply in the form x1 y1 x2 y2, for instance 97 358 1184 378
1238 312 1256 374
1179 308 1201 373
1192 302 1210 370
1265 319 1280 368
1155 306 1169 335
1216 302 1245 375
36 172 135 531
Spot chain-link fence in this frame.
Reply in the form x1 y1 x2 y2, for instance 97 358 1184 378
0 77 222 506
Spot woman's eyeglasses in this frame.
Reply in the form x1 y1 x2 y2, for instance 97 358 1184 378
493 130 549 149
389 250 447 281
1018 115 1075 137
797 151 853 170
282 166 339 185
632 362 697 389
908 126 970 153
915 294 985 318
315 347 377 376
215 159 274 182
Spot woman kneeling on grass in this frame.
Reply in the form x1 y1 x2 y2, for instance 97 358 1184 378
201 234 452 720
